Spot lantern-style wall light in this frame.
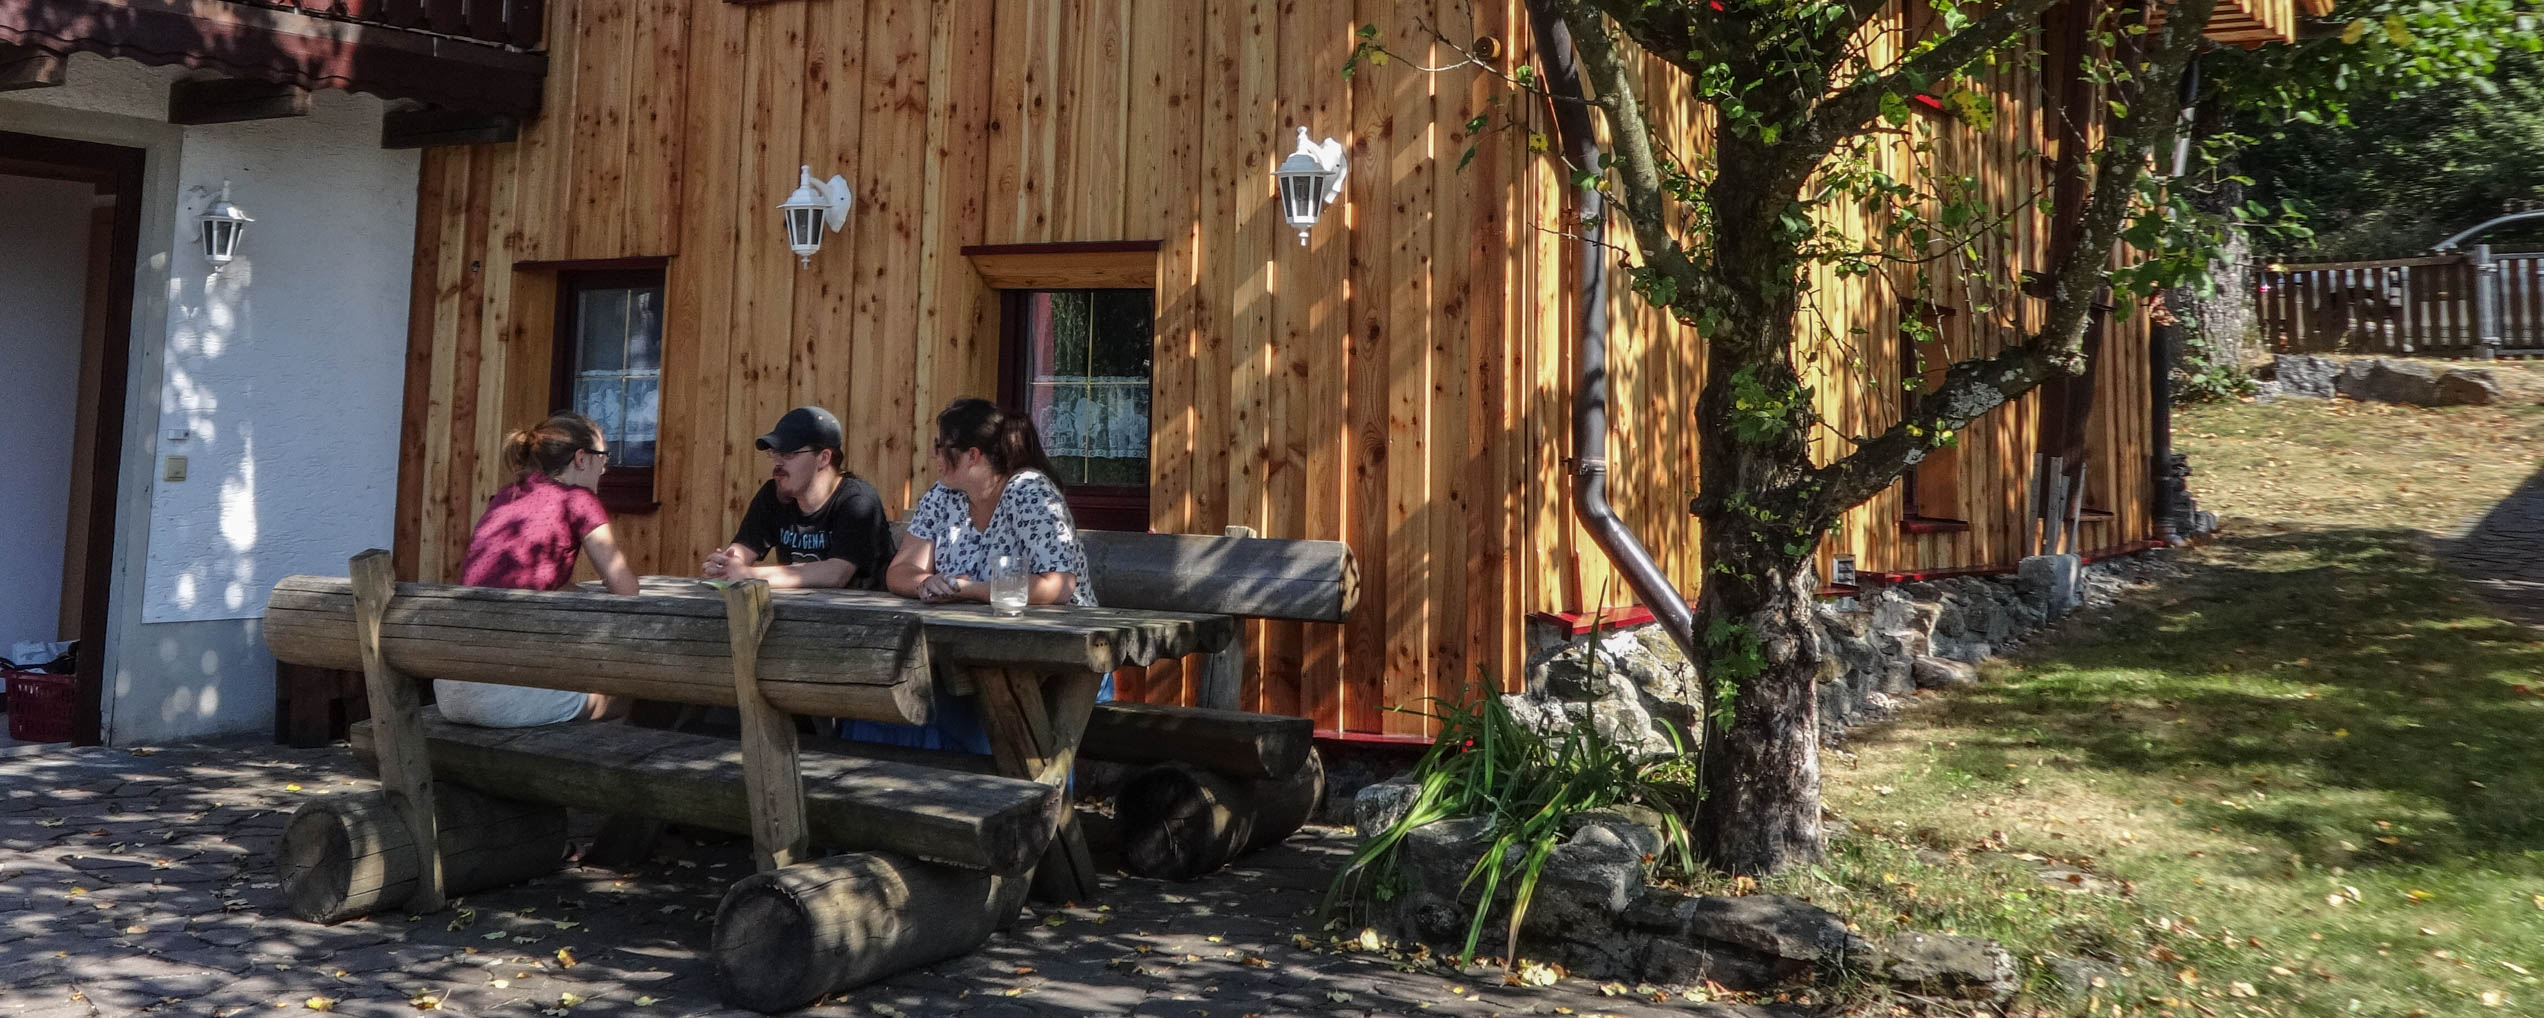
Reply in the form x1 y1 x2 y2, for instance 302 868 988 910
1274 126 1349 246
199 180 251 266
777 165 853 268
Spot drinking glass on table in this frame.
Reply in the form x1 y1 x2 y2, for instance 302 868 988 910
989 555 1028 617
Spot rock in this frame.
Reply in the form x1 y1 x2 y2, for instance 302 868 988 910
2437 368 2502 406
1524 816 1660 933
1587 695 1662 756
1638 937 1790 990
1623 892 1868 991
2271 354 2340 399
1877 931 2018 1001
2017 554 2082 618
1382 812 1659 950
1880 626 1932 659
2336 357 2444 405
1910 654 1977 689
1536 643 1617 701
2043 954 2125 993
1353 776 1421 837
1815 680 1850 726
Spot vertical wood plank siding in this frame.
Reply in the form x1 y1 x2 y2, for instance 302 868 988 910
397 0 2163 735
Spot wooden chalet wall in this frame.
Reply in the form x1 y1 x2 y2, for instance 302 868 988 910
394 0 2161 737
1800 13 2161 584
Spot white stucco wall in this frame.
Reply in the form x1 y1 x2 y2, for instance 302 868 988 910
1 55 418 743
0 176 94 650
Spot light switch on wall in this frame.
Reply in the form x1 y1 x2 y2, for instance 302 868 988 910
163 456 188 482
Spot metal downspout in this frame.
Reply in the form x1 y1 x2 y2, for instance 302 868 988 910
1525 1 1698 659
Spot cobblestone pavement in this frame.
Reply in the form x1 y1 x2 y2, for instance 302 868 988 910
0 747 1797 1018
2442 469 2544 627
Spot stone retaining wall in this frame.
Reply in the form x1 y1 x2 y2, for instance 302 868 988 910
1506 550 2186 747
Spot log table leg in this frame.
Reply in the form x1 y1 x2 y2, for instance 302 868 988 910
974 667 1101 903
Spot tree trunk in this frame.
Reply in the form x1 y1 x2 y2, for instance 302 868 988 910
1685 231 1830 874
2184 174 2260 370
1691 561 1827 874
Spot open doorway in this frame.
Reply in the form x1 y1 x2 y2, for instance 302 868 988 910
0 129 140 750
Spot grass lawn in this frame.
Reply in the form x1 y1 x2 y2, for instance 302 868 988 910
1756 393 2544 1016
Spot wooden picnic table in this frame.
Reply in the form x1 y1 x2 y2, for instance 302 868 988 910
608 575 1237 900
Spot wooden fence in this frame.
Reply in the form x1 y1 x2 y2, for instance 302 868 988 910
2258 250 2544 357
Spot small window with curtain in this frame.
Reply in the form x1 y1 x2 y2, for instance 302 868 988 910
550 268 663 513
999 288 1154 532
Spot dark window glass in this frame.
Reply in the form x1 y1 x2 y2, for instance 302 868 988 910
552 268 665 513
1018 289 1154 489
999 287 1155 531
568 283 663 469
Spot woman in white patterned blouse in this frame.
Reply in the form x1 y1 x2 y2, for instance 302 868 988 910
861 398 1100 754
887 397 1097 607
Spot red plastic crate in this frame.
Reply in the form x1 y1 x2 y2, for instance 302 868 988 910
5 670 74 743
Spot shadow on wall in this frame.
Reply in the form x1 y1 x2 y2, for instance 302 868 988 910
152 226 263 622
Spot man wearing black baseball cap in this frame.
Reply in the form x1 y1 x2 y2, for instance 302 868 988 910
702 406 894 588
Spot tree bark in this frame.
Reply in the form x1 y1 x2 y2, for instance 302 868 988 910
2185 178 2260 371
1686 199 1829 872
1689 526 1828 873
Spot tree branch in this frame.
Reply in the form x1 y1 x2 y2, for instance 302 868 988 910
1773 0 2067 203
1804 0 2220 525
1581 0 1740 81
1556 0 1712 310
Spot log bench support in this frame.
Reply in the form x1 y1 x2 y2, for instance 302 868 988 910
713 854 1032 1013
1065 528 1357 882
349 550 446 911
279 786 565 925
1117 749 1325 881
721 579 808 871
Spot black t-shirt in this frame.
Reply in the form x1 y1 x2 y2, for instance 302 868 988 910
732 475 895 589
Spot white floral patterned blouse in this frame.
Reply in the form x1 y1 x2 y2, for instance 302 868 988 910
904 469 1098 607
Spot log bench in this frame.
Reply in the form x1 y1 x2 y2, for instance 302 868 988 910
265 550 1231 1013
1068 528 1359 880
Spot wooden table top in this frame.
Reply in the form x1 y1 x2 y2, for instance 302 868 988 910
609 576 1236 674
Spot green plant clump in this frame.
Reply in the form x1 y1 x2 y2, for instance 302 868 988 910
1323 685 1700 970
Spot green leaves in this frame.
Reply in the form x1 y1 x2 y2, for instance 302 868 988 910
1322 681 1699 970
1628 264 1679 310
1726 364 1809 447
1880 91 1912 126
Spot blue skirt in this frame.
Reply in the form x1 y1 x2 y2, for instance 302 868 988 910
842 673 1115 757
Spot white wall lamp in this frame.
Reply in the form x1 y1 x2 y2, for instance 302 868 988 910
777 165 853 268
199 180 251 266
1274 126 1349 246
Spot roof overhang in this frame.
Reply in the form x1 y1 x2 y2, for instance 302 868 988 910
0 0 545 116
